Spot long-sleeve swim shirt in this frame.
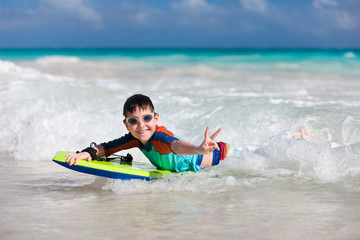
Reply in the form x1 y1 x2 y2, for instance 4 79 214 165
100 125 202 172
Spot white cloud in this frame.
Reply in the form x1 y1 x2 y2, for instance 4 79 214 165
312 0 358 30
313 0 338 8
133 12 149 24
112 2 165 26
43 0 101 24
0 0 103 30
240 0 267 14
170 0 229 30
332 10 357 30
0 9 38 30
172 0 216 12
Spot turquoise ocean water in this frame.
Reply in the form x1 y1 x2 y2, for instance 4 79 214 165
1 48 360 239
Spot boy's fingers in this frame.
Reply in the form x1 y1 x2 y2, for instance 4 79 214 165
210 128 222 140
72 156 82 166
65 153 72 162
209 144 219 152
67 155 79 166
204 126 210 139
71 158 78 166
65 155 73 163
215 142 220 151
210 141 220 151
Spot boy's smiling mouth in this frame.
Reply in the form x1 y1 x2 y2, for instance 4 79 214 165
137 129 149 134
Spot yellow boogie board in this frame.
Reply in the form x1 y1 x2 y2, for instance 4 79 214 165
52 151 172 180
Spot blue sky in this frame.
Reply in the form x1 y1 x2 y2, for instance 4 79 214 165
0 0 359 48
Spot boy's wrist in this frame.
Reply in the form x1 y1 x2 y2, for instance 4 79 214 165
81 147 97 160
194 145 205 155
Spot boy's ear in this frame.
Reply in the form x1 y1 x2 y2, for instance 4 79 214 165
154 112 159 123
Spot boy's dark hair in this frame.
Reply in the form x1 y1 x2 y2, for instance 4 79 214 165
123 94 155 116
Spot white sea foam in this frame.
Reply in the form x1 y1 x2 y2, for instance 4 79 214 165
35 55 81 65
344 51 356 58
0 59 42 79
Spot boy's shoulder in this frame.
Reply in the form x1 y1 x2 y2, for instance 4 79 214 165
148 126 179 151
154 125 178 140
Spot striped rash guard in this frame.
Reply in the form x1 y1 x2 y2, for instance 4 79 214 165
100 125 202 172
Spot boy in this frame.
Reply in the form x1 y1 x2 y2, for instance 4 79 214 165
65 94 236 172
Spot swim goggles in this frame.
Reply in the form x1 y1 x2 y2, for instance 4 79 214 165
125 112 155 125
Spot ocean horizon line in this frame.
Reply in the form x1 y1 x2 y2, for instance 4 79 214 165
0 47 359 51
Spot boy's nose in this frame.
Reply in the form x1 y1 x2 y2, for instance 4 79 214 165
138 120 145 127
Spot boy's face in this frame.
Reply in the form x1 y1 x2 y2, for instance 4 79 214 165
123 106 159 145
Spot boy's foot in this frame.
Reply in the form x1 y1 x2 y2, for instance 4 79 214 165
291 126 318 142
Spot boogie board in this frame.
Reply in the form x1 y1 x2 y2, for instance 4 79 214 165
52 151 172 180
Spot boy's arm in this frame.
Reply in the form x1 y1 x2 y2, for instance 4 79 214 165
171 126 221 155
65 144 105 166
65 133 139 166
